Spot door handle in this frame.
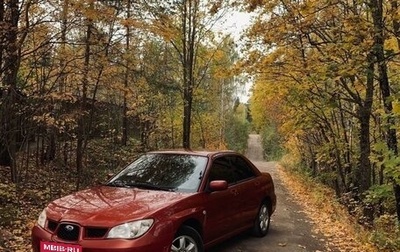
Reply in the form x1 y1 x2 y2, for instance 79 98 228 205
230 189 239 196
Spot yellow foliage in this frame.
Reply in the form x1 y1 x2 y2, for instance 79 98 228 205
393 102 400 116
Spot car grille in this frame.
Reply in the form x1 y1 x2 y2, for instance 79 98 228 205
47 220 58 232
85 227 108 239
46 220 109 241
57 223 80 241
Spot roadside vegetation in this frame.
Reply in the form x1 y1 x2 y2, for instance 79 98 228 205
246 1 400 250
278 160 378 252
280 157 400 252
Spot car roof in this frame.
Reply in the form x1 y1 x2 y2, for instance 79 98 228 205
146 149 238 158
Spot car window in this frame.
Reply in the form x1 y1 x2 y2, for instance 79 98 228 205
228 156 256 181
208 155 257 185
107 153 208 193
209 157 239 184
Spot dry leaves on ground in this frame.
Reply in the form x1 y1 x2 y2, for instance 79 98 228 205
277 164 377 252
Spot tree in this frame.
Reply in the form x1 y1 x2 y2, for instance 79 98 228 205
369 0 400 223
0 0 30 182
146 0 232 148
241 0 400 224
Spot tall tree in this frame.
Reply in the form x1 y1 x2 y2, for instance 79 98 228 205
0 0 31 182
121 0 131 146
369 0 400 223
1 0 19 181
146 0 230 148
180 0 197 148
389 0 400 224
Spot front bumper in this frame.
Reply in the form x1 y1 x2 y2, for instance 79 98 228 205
32 225 171 252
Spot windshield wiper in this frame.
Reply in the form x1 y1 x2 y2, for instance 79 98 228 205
129 182 176 192
105 181 126 187
105 180 175 191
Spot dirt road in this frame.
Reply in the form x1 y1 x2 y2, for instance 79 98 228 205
208 134 336 252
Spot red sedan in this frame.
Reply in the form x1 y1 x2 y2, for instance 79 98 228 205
32 150 276 252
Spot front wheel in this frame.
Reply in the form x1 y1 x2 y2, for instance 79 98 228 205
171 225 204 252
252 201 270 237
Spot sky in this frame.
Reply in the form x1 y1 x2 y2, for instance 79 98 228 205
221 11 254 103
221 11 253 40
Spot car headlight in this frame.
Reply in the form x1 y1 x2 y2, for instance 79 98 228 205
107 219 154 239
37 209 47 228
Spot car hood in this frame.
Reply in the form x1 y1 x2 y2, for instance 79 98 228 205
46 186 192 226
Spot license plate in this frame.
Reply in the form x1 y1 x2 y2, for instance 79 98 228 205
40 241 82 252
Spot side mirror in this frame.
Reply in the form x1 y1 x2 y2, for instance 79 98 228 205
209 180 228 192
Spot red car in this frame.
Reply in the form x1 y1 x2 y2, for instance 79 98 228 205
32 150 276 252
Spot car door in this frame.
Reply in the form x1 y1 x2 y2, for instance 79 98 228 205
203 156 242 244
227 155 260 229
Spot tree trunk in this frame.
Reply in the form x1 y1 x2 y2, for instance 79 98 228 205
181 0 197 149
1 0 20 182
183 85 193 149
353 53 374 193
76 4 93 190
121 0 131 146
389 0 400 224
0 0 4 70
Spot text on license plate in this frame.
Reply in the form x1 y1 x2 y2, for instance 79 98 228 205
40 241 82 252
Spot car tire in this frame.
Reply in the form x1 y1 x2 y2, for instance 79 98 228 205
171 225 204 252
252 201 270 237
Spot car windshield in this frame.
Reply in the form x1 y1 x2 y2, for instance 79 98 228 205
106 153 208 193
